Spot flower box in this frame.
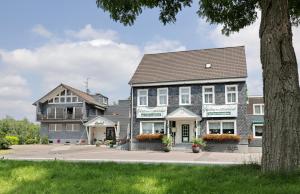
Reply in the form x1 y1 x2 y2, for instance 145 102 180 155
135 134 163 142
202 134 241 143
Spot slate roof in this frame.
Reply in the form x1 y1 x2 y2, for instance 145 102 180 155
129 46 247 84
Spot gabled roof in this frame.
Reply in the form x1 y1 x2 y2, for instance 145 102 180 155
84 116 115 127
166 107 201 120
129 46 247 85
33 83 107 109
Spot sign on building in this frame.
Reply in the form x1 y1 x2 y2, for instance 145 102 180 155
136 107 167 118
202 104 237 117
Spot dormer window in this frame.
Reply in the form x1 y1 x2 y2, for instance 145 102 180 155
205 63 212 68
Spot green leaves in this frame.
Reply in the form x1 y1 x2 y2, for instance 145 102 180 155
197 0 259 35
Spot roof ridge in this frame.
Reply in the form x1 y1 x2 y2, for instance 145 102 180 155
144 45 245 56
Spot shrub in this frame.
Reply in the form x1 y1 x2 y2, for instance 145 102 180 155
0 138 10 149
25 138 38 144
192 138 206 147
5 136 19 145
136 134 163 141
202 134 241 143
162 135 172 147
40 136 49 144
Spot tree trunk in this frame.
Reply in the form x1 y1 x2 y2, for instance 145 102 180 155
260 0 300 172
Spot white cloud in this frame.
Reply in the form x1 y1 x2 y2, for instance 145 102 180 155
65 24 118 40
144 38 186 54
0 25 143 121
32 24 53 38
0 74 30 98
198 12 300 95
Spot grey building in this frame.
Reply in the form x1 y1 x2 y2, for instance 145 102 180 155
129 46 250 151
247 96 264 147
33 83 129 144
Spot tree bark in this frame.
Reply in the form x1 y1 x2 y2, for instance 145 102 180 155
260 0 300 172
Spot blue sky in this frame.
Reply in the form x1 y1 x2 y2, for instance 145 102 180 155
0 0 299 121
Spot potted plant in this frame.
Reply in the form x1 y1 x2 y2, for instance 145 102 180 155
95 140 101 147
192 138 206 153
162 135 172 152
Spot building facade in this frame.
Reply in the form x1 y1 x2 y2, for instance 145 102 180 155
34 84 129 144
129 46 249 151
247 96 264 147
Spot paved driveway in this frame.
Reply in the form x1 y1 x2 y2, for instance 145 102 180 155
1 145 261 165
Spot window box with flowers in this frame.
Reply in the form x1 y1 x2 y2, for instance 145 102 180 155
135 134 163 142
202 134 241 143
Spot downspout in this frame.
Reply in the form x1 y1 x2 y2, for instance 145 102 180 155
130 84 133 151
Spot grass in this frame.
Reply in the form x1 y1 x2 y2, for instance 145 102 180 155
0 160 299 194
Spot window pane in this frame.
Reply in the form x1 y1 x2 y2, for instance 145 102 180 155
141 123 152 134
54 97 59 103
49 124 56 131
139 90 147 95
66 97 71 102
181 88 189 94
223 122 234 134
227 86 236 92
56 124 63 131
204 87 212 93
255 125 263 137
159 89 167 95
261 105 264 114
139 96 147 105
159 96 167 105
154 123 164 134
60 97 65 103
209 122 221 134
181 94 189 104
61 90 66 96
254 105 261 114
72 97 78 102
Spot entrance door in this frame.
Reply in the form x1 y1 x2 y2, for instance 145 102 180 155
106 127 116 141
181 124 190 143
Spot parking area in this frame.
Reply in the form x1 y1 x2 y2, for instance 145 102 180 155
1 145 262 165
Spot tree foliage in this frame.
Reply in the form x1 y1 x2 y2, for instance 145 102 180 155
96 0 300 35
0 117 40 145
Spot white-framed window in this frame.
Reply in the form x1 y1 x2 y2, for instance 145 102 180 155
48 89 82 104
140 121 165 134
225 85 238 104
253 104 264 115
66 123 81 131
179 87 191 105
157 88 168 106
202 86 215 104
49 124 56 131
137 89 148 106
207 120 236 135
253 124 263 138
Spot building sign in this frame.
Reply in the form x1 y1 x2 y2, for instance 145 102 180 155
202 104 237 118
136 107 167 118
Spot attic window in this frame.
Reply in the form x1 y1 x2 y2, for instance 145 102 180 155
205 63 212 68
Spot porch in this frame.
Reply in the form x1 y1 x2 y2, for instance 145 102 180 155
166 107 201 145
84 116 120 145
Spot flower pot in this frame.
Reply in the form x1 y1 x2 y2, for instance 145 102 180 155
163 146 171 152
192 146 200 153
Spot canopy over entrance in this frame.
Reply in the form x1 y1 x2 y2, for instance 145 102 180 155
84 116 115 127
166 107 201 121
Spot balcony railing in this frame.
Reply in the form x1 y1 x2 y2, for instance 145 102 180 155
37 112 83 121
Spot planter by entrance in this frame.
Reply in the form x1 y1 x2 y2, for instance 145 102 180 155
192 146 200 153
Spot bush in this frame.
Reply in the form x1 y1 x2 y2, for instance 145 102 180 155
0 138 10 149
40 136 49 144
162 135 172 147
5 136 19 145
136 134 163 141
202 134 241 143
25 138 38 144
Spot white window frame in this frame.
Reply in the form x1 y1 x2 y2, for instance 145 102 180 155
139 121 166 134
225 85 238 104
48 89 82 104
49 124 57 131
202 86 215 104
179 87 191 105
157 88 168 106
206 120 237 135
253 104 264 115
253 123 263 138
137 89 148 107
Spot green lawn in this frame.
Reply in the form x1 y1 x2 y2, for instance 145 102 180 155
0 160 299 194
